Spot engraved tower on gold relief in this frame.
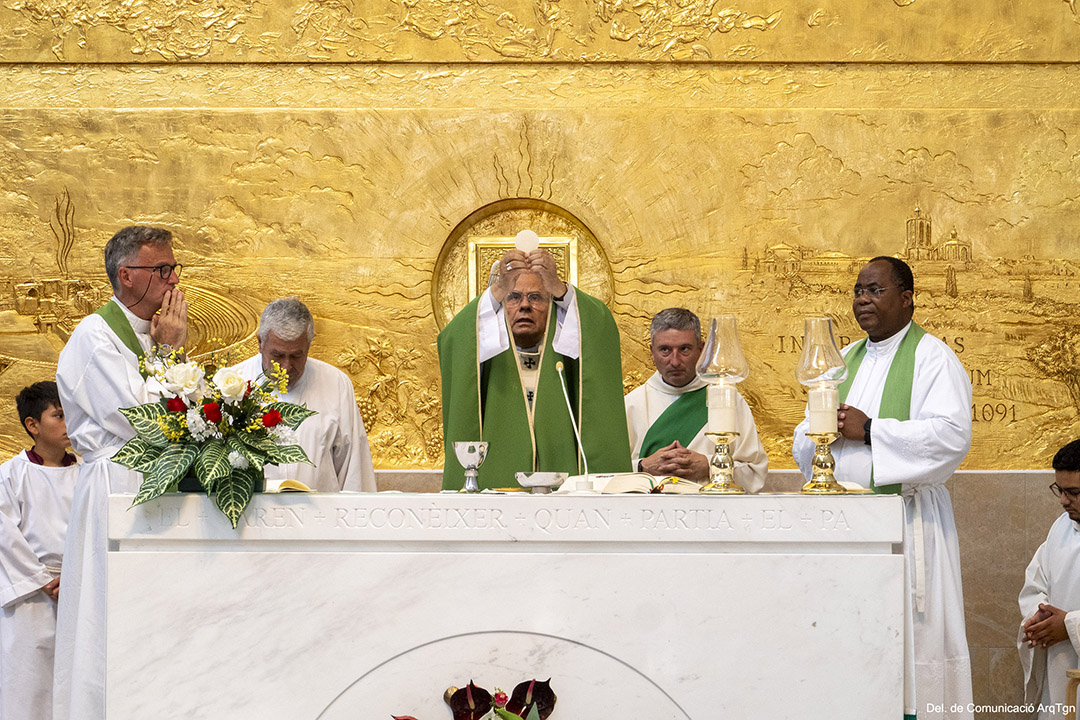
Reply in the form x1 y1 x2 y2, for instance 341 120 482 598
905 207 934 260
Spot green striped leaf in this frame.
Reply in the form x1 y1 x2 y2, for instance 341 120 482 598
266 402 317 430
131 443 199 506
238 429 276 454
194 439 231 492
266 443 312 466
132 448 164 474
226 435 264 472
215 469 256 529
120 403 170 448
112 437 155 469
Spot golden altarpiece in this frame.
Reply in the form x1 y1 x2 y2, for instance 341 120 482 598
1 1 1079 473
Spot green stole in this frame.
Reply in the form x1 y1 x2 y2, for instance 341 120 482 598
837 322 927 494
639 385 707 459
94 300 148 378
438 289 632 490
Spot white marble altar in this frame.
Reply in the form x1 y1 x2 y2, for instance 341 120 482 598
106 493 905 719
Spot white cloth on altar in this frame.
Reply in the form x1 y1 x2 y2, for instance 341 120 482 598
476 286 579 362
1018 513 1080 719
625 373 768 493
53 297 156 720
0 451 79 720
793 321 973 720
233 356 375 492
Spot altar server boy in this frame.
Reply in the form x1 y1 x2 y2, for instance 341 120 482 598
0 381 79 720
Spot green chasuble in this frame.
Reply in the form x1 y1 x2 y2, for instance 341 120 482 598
94 300 148 378
438 288 632 490
837 322 927 495
638 386 707 459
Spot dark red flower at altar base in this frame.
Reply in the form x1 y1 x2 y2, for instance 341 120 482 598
202 401 222 424
449 681 493 720
262 409 282 428
166 396 186 412
507 679 557 720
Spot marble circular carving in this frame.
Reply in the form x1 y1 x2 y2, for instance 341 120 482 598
431 198 615 330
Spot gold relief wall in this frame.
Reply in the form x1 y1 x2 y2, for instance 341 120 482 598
2 2 1080 470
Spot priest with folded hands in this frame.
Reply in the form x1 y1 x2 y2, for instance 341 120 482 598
624 308 767 492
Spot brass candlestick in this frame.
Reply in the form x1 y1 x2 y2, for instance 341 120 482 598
801 432 846 494
702 431 744 494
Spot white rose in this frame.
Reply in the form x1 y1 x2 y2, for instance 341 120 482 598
227 450 250 470
214 368 248 403
162 362 205 401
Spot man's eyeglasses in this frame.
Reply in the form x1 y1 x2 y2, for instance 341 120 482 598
125 263 182 280
1049 482 1080 500
505 292 547 307
852 285 896 299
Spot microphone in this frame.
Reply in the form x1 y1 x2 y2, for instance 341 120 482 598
555 361 590 480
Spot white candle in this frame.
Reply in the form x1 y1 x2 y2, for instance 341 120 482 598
707 384 737 433
808 384 838 434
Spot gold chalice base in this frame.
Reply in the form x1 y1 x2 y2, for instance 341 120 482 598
800 477 847 494
701 480 745 494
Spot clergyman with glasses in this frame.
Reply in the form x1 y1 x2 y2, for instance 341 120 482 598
1018 439 1080 719
438 248 630 490
792 255 974 720
53 225 188 720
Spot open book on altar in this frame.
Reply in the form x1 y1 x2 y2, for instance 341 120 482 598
589 473 703 494
266 479 313 493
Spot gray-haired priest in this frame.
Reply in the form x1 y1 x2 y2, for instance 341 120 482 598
54 225 188 720
233 297 375 492
624 308 767 492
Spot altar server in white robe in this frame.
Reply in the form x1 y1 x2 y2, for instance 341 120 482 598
625 308 767 492
793 256 973 720
53 226 187 720
1 382 79 720
1019 439 1080 719
233 297 375 492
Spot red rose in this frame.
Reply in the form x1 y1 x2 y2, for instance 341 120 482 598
202 401 222 424
493 691 508 708
262 409 282 428
166 396 186 412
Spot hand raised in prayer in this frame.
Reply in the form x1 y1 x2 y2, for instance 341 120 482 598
151 288 189 350
837 403 869 442
640 441 709 481
491 250 531 304
1023 603 1069 648
526 249 568 299
41 576 60 603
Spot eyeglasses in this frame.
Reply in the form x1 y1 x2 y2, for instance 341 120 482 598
852 285 897 299
125 263 183 280
505 292 548 307
1050 482 1080 500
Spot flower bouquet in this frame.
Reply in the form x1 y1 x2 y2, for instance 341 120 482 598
112 349 316 528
